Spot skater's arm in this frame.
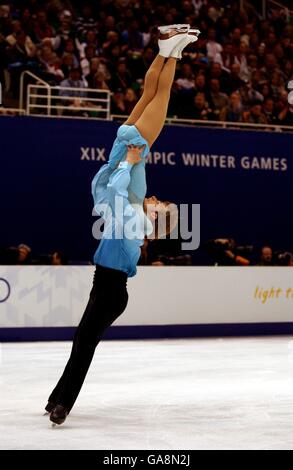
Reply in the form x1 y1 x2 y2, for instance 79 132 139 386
107 162 133 208
107 146 143 211
92 139 142 205
107 136 126 170
92 164 114 215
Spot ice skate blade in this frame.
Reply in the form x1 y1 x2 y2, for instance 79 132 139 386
158 24 189 34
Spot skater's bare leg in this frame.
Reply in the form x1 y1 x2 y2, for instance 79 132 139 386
124 54 165 126
134 57 177 147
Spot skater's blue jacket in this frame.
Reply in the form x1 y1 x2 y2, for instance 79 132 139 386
91 161 153 277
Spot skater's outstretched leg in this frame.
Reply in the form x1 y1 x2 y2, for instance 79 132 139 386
135 57 177 147
124 54 165 126
106 54 165 204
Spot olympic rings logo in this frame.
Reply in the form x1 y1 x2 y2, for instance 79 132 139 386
0 278 11 303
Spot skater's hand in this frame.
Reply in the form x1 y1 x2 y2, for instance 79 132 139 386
126 145 145 165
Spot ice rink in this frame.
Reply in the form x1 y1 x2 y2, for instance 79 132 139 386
1 336 293 450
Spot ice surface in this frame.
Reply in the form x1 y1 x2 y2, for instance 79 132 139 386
1 336 293 450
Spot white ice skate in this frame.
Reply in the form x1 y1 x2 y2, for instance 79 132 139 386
170 34 199 59
158 25 201 59
158 29 189 58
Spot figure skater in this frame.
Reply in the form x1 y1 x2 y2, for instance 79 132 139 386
46 24 200 425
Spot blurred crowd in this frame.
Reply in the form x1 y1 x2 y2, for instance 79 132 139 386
0 244 69 265
203 238 293 266
1 239 292 266
0 0 292 125
139 238 293 266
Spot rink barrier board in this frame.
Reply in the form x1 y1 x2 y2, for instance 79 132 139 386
1 266 293 341
1 323 293 342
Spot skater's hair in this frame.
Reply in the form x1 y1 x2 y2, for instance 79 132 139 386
153 201 178 239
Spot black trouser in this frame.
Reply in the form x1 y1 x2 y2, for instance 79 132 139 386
48 264 128 412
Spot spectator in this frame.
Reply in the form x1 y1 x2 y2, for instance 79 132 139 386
62 38 79 68
204 239 250 266
278 103 293 126
0 4 11 37
209 78 229 117
39 46 64 83
231 27 242 47
123 87 138 114
45 10 75 56
17 244 32 264
6 20 22 45
80 44 98 78
271 71 285 99
227 63 245 93
85 57 100 88
234 42 250 81
93 70 109 91
240 80 264 108
243 103 267 124
191 92 215 120
262 97 277 124
257 246 273 266
284 60 293 82
121 19 144 53
259 82 272 101
217 17 232 44
85 57 109 88
128 45 155 80
219 92 243 122
261 53 280 81
7 30 38 98
59 67 87 115
84 29 99 52
274 251 293 266
34 10 54 43
221 42 235 69
6 23 36 56
2 243 32 265
56 10 74 44
246 54 259 81
61 52 75 78
110 57 132 92
208 62 230 93
241 23 254 47
206 27 223 63
102 30 120 56
249 30 259 51
51 251 68 265
106 43 123 69
77 29 99 69
98 15 117 44
111 90 127 115
176 63 195 92
46 53 64 82
60 67 87 95
75 5 97 41
20 8 35 38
